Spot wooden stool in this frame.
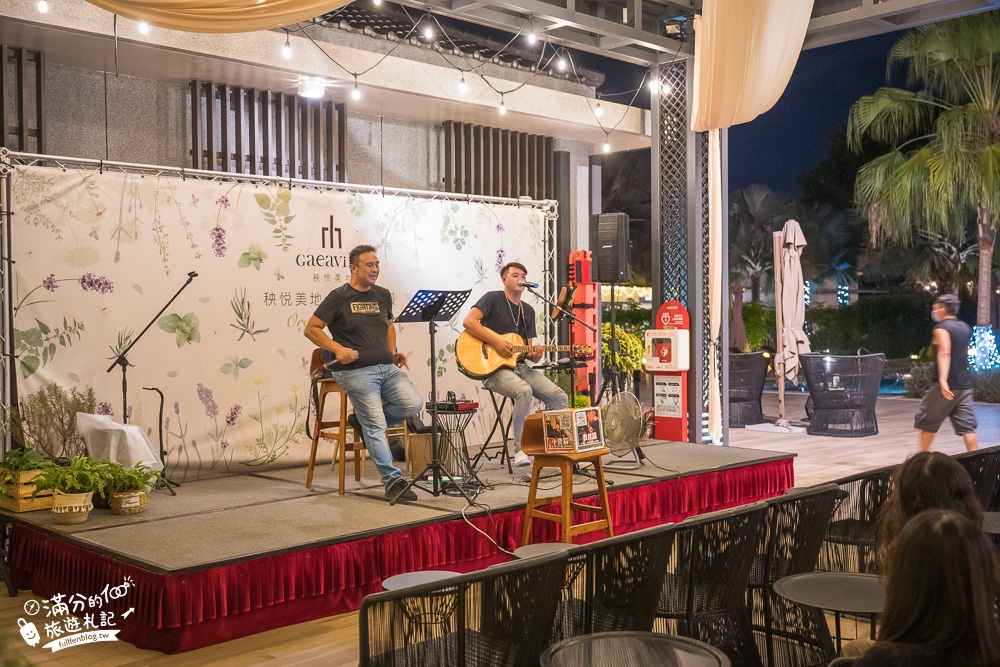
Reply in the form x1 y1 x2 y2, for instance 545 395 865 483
306 349 366 494
519 413 613 545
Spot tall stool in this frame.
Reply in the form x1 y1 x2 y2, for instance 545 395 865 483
306 349 366 494
519 414 613 545
472 390 514 473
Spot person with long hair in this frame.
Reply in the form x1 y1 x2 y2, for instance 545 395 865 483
877 450 983 567
855 509 1000 666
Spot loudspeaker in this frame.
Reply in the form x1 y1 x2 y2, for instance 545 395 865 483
590 213 630 283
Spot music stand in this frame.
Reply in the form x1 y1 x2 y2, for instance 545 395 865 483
390 289 477 506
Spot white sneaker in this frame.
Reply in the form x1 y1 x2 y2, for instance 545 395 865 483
513 450 531 467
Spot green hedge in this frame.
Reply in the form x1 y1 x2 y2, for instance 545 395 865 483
806 296 932 358
905 361 1000 403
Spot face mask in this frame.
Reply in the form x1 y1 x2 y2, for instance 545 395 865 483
931 308 941 322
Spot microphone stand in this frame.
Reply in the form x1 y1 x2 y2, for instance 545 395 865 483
106 271 198 423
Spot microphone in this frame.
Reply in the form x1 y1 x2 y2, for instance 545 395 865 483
518 281 539 289
188 271 199 278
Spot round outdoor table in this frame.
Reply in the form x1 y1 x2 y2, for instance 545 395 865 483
773 572 885 653
541 631 730 667
982 512 1000 535
382 570 461 591
514 542 572 559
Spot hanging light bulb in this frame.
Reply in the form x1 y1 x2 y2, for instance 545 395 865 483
424 25 434 40
603 135 611 153
557 57 566 71
498 97 507 116
527 30 537 45
663 84 672 95
648 77 660 93
37 0 48 13
594 101 603 117
138 21 150 35
281 34 292 60
297 76 326 99
373 0 382 4
351 80 361 101
458 75 467 94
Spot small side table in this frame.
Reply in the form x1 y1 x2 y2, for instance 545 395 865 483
982 511 1000 535
381 570 462 646
521 447 613 545
541 631 730 667
773 571 885 653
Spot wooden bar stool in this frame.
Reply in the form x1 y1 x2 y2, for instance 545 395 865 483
519 413 613 545
306 349 366 494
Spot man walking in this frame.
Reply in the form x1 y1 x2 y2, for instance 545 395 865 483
304 244 424 501
915 294 978 451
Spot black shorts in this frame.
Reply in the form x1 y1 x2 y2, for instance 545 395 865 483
914 384 977 435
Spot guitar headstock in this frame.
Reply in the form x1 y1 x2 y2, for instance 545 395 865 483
572 345 594 357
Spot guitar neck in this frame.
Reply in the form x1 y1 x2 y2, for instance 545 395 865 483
511 345 575 353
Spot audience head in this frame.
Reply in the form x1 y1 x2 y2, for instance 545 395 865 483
877 509 1000 662
879 451 982 557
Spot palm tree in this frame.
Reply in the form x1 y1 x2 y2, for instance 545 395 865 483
729 184 794 302
847 12 1000 366
860 228 982 297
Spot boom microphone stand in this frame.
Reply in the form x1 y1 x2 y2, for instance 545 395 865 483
106 272 198 423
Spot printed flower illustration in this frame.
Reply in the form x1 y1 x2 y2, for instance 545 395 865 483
238 244 268 270
210 226 227 257
96 402 114 416
42 274 57 291
215 195 230 208
158 312 202 347
79 273 114 294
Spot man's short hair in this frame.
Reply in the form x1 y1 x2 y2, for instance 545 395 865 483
349 244 378 267
934 294 960 317
500 261 527 277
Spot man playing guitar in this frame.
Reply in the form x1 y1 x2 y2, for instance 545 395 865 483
462 262 568 467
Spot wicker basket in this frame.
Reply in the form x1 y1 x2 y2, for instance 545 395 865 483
110 491 148 515
52 490 94 525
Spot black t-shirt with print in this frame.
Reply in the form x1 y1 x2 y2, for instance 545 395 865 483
313 283 393 369
473 290 536 343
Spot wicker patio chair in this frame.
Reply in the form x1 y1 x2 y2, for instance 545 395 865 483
817 466 895 574
656 503 767 667
800 354 885 437
730 352 770 427
749 484 841 667
953 446 1000 510
359 552 566 667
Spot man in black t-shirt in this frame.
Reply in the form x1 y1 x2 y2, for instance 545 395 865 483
305 245 423 501
914 294 978 451
462 262 567 467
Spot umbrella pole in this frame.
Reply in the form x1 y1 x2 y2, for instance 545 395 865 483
773 231 786 423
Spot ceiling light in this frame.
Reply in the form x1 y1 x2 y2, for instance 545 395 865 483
37 1 48 13
373 0 382 4
594 101 603 117
603 136 611 153
281 35 292 60
458 75 467 94
527 30 537 45
138 21 150 35
498 97 507 115
351 81 361 101
557 58 566 71
424 26 434 40
297 76 325 99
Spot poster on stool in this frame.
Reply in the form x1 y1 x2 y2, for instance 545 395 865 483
542 408 604 453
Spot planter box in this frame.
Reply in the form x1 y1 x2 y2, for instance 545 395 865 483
0 469 53 512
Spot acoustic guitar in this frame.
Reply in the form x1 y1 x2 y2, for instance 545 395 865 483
455 327 593 380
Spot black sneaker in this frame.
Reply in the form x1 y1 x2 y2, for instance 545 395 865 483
386 478 418 502
347 413 365 444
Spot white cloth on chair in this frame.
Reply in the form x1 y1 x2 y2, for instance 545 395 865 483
76 413 164 471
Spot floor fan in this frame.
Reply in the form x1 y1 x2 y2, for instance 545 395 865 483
604 391 645 467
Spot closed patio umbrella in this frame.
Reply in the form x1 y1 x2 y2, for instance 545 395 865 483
773 219 811 422
730 281 748 352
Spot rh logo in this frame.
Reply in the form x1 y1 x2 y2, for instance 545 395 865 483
321 216 342 249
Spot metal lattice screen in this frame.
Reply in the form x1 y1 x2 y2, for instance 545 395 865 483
658 62 689 305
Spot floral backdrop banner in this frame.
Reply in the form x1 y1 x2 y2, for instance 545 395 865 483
8 165 548 481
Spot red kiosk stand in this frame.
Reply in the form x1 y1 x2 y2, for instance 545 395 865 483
645 301 690 441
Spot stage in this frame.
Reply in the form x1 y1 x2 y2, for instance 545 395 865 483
3 440 793 653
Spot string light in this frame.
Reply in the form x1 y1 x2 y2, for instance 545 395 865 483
351 78 361 101
373 0 381 4
969 326 1000 371
281 33 292 60
594 100 603 117
648 77 659 93
37 1 48 13
138 21 150 35
498 96 507 115
663 84 672 94
458 75 467 94
557 57 566 71
837 283 850 306
602 134 610 153
423 25 434 40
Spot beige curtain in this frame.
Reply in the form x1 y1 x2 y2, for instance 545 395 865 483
84 0 351 33
690 0 813 443
691 0 813 132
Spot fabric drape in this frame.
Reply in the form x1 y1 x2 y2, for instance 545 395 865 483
708 129 725 443
83 0 351 33
691 0 814 132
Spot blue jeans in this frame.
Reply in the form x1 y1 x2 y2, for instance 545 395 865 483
483 364 567 453
330 364 422 488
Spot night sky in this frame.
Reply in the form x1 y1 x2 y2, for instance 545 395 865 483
728 30 904 197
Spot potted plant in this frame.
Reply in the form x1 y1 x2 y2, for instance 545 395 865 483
106 462 162 515
0 447 52 512
31 456 110 524
10 383 95 460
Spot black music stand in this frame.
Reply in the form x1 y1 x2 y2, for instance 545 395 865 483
390 289 476 506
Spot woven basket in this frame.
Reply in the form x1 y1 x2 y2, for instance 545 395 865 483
110 491 149 515
52 490 94 525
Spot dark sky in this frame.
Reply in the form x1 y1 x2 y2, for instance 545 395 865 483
728 30 904 197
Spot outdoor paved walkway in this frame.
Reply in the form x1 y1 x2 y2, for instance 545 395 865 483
729 391 1000 487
